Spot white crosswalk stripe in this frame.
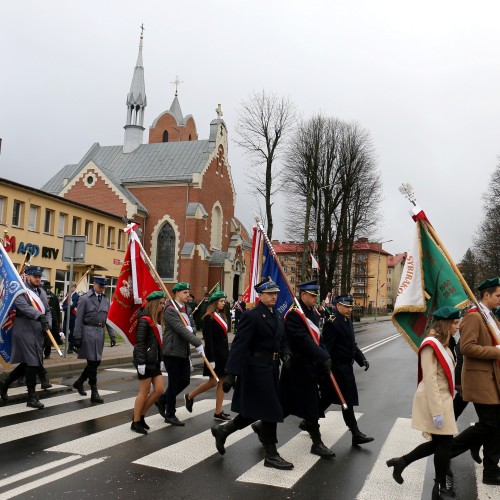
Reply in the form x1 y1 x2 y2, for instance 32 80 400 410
105 368 206 379
5 384 67 397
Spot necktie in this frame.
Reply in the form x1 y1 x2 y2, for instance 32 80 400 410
181 305 186 313
97 294 102 303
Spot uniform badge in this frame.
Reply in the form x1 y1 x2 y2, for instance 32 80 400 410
262 314 266 319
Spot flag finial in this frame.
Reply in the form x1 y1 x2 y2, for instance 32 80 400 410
399 183 416 206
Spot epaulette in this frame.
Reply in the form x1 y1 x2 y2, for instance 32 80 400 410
327 314 337 322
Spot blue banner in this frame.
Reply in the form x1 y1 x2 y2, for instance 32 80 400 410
262 243 294 316
0 243 25 365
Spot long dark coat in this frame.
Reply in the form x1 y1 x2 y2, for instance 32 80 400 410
202 313 229 378
320 310 366 407
280 302 330 421
225 300 290 422
11 284 52 366
74 290 109 361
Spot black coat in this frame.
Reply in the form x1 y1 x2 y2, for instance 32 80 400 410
133 310 162 368
225 301 290 422
280 302 330 421
234 301 246 322
202 313 229 378
320 310 366 407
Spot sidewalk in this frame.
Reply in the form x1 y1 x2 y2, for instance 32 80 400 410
0 315 393 376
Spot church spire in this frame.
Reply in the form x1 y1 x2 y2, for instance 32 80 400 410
123 26 147 153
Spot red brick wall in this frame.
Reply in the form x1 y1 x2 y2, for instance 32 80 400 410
149 113 198 143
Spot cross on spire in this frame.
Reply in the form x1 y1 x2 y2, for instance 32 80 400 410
215 103 223 119
140 23 145 38
170 75 184 96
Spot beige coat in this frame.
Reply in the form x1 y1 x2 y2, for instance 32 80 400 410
411 344 458 436
461 311 500 404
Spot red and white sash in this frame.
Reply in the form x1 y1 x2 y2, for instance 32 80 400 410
141 316 162 347
25 289 45 314
211 312 228 336
418 337 455 395
286 308 320 344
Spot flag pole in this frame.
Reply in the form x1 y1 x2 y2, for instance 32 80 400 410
399 183 500 345
127 230 219 382
191 282 220 315
254 216 348 409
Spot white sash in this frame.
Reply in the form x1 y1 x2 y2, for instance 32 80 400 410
26 288 45 314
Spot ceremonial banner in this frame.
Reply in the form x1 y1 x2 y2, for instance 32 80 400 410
0 242 26 365
248 227 263 304
310 253 320 270
107 230 160 346
262 240 293 316
392 221 469 352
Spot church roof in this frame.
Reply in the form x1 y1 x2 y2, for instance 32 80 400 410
169 95 184 125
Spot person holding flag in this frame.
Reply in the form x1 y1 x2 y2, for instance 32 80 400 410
233 294 246 332
0 266 52 409
156 282 203 426
277 280 336 459
320 294 374 446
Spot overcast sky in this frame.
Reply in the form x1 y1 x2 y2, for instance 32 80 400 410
2 1 500 261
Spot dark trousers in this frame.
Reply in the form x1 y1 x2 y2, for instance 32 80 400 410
80 360 101 385
5 363 42 390
453 392 469 420
159 356 190 418
451 403 500 475
403 434 453 483
233 415 278 444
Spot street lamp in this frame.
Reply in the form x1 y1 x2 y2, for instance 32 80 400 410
375 239 393 320
314 183 334 274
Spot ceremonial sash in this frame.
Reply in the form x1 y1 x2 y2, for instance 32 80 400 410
25 289 45 314
418 337 455 395
211 312 228 336
235 301 244 313
286 308 320 343
141 316 162 347
466 304 500 367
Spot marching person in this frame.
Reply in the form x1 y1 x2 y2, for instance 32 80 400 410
278 280 335 458
387 306 460 499
62 282 79 353
155 282 203 426
41 280 62 360
320 294 374 446
184 290 231 421
211 277 294 470
131 291 166 435
0 266 52 409
71 276 110 403
233 294 246 332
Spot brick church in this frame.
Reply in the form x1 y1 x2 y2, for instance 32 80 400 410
42 33 249 301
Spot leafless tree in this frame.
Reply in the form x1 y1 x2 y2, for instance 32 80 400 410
235 90 296 239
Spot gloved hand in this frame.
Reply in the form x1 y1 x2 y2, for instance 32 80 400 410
185 325 193 333
138 365 146 376
38 314 50 331
73 339 81 350
433 414 444 429
363 360 370 371
223 373 236 393
281 354 292 369
321 358 332 376
59 332 66 340
195 344 205 356
209 361 216 369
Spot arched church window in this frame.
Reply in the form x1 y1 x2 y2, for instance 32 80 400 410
163 130 169 142
211 204 223 250
157 222 175 279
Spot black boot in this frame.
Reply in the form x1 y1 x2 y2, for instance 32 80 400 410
140 415 150 430
263 443 294 470
386 456 407 484
27 389 44 409
73 376 87 396
0 379 10 402
40 374 52 390
431 479 456 499
309 428 336 459
90 385 104 403
343 408 374 446
211 420 238 455
445 468 455 497
251 421 264 445
131 421 147 435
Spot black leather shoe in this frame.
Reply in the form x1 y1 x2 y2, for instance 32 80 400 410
0 380 9 401
110 339 116 347
165 415 185 426
72 378 87 396
27 391 44 409
214 412 232 421
184 394 193 413
40 380 52 390
140 416 150 430
483 473 500 485
352 432 374 446
311 442 336 459
155 401 166 419
386 457 406 484
264 455 294 470
90 385 104 404
131 421 147 435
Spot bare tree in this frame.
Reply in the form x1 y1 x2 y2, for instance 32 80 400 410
235 90 296 239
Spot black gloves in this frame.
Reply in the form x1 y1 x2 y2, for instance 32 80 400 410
38 314 50 331
281 354 292 369
363 360 370 371
222 373 236 393
321 358 332 376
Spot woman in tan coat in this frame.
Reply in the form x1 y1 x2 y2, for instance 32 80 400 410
387 306 460 500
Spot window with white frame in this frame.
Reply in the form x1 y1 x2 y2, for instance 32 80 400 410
28 205 39 232
0 197 4 224
12 200 23 227
58 213 67 237
44 209 54 234
107 227 115 249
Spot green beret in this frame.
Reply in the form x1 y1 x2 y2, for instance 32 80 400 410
172 282 190 293
209 291 226 304
433 306 462 320
477 277 500 291
146 291 166 302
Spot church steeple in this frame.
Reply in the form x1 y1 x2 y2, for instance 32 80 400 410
123 26 147 153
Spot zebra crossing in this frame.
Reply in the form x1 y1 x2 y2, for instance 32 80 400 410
0 383 498 499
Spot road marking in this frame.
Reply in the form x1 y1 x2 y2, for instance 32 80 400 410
236 411 356 488
361 333 400 353
356 417 426 500
0 457 106 499
0 455 80 488
0 390 116 418
47 398 224 456
105 368 206 379
5 384 67 397
0 397 136 445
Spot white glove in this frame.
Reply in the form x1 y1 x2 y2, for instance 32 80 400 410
160 361 166 372
59 332 66 340
432 414 444 429
195 345 205 356
185 325 193 333
209 361 215 369
138 365 146 376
